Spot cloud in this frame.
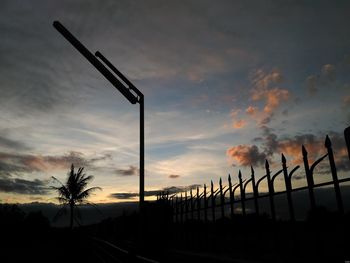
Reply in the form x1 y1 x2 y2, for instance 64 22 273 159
0 177 48 195
246 106 258 116
163 184 201 194
233 119 246 129
262 89 289 113
251 69 284 91
305 64 337 95
230 109 241 118
260 116 272 125
247 69 290 126
115 166 139 176
169 174 180 179
305 75 319 94
230 109 246 129
0 134 30 151
263 128 350 170
109 192 138 200
226 144 267 166
109 184 201 199
260 125 279 156
227 126 349 170
0 151 111 177
322 64 336 81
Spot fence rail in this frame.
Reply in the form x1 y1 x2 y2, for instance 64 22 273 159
157 128 350 222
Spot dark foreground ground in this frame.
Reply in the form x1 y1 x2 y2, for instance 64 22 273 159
1 204 349 262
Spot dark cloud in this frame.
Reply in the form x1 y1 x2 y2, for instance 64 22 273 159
261 125 279 156
0 134 30 151
162 184 201 194
0 177 48 195
115 166 139 176
109 193 138 200
322 64 336 81
332 155 350 172
0 159 28 178
228 125 349 169
169 174 180 179
282 109 288 116
109 184 201 199
305 64 337 95
227 144 267 167
0 151 111 177
305 74 319 95
252 137 263 142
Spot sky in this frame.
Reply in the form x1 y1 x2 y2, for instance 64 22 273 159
0 0 350 204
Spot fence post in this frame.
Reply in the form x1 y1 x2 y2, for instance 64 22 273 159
282 154 295 221
185 191 188 222
266 160 276 220
302 145 316 211
345 126 350 161
251 166 259 216
228 174 234 218
197 187 200 220
325 135 344 214
219 177 225 218
204 184 208 224
211 180 216 222
238 170 246 216
175 197 178 223
190 189 194 220
180 194 183 223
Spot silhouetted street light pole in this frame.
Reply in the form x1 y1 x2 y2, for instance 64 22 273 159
53 21 145 207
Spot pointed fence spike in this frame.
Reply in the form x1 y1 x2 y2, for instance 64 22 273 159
228 173 231 182
265 159 269 168
251 165 254 175
325 135 332 148
282 153 286 164
238 170 242 179
302 145 307 156
219 177 222 185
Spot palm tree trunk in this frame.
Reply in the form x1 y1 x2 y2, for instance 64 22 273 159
70 203 74 229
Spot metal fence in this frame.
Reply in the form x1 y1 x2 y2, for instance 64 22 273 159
157 128 350 223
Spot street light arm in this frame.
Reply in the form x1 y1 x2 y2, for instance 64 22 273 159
52 21 138 104
95 51 143 100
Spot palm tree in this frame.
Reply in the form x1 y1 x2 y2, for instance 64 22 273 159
51 164 101 229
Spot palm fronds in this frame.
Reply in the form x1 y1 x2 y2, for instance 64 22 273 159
50 164 101 228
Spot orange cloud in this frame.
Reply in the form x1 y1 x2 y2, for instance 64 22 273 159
250 69 290 115
246 106 258 116
226 131 349 172
227 144 267 166
230 109 241 118
251 69 284 91
263 88 290 113
233 119 246 129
